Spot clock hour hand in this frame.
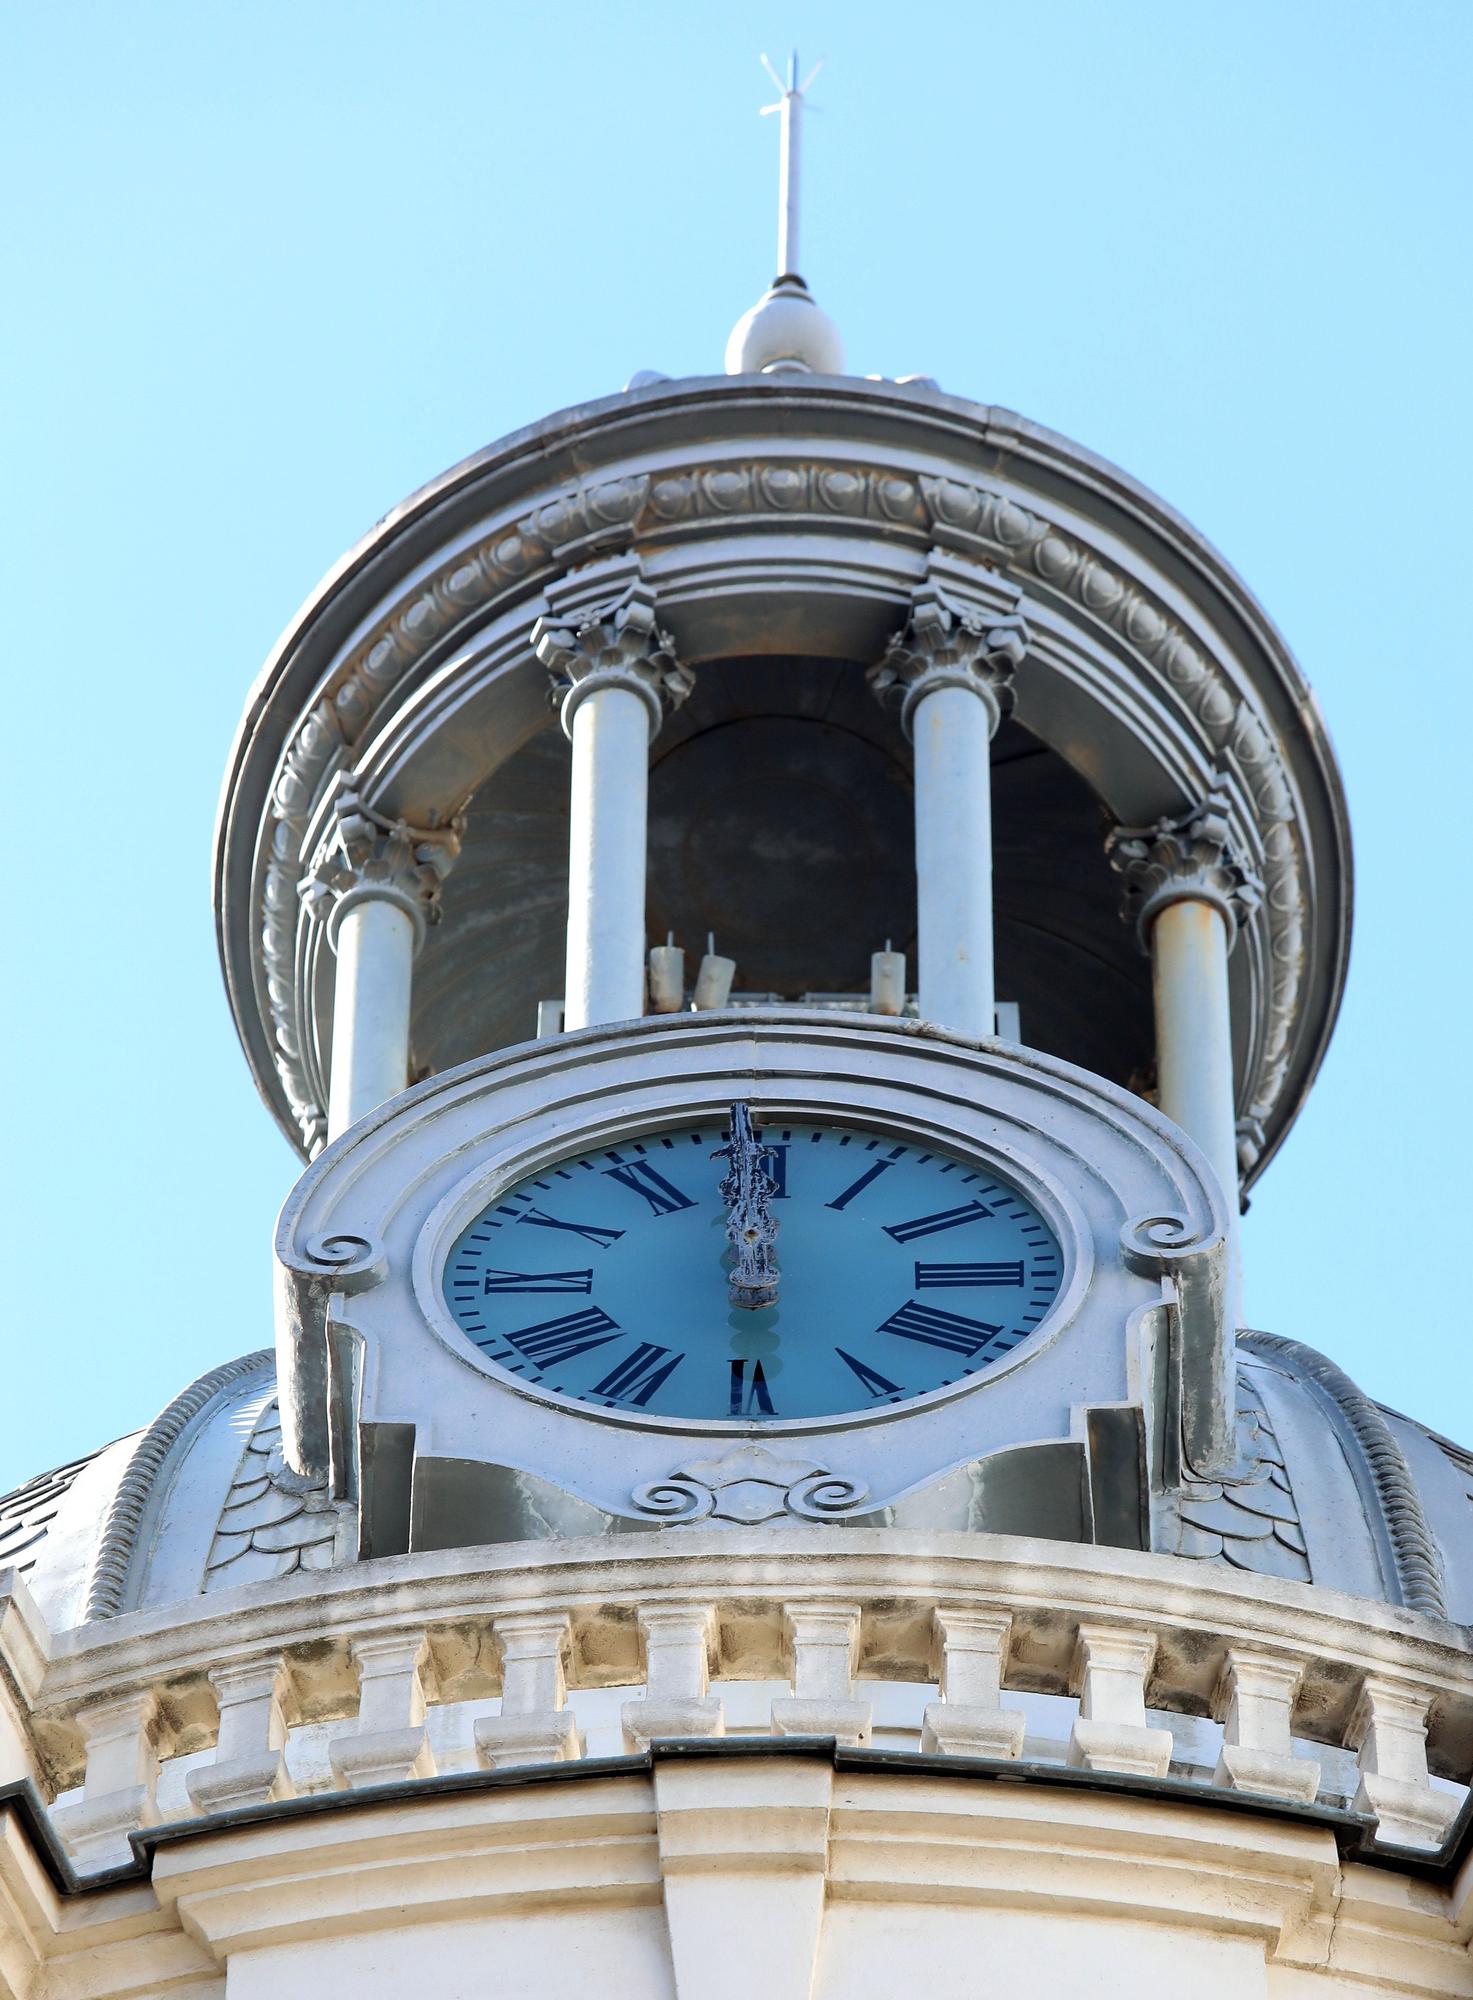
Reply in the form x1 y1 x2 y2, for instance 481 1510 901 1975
714 1102 781 1310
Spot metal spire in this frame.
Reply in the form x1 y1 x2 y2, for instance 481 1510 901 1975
760 50 822 280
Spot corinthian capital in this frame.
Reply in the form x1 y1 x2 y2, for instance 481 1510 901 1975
298 783 463 951
533 578 693 740
1107 787 1263 952
868 576 1027 738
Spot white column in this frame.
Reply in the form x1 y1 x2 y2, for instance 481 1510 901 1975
50 1689 161 1872
1153 898 1240 1215
1067 1624 1173 1778
1109 787 1261 1326
564 683 652 1029
475 1610 580 1769
771 1602 871 1746
326 894 417 1140
1212 1649 1319 1803
187 1654 296 1814
534 581 692 1034
922 1607 1026 1759
330 1628 436 1788
1349 1677 1459 1849
912 681 997 1036
623 1603 723 1750
869 577 1026 1041
299 784 461 1144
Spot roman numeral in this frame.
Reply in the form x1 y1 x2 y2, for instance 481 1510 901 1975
501 1307 622 1366
882 1199 993 1243
602 1158 696 1216
878 1300 1004 1357
482 1268 593 1294
729 1356 776 1417
914 1260 1024 1288
826 1158 896 1211
590 1342 684 1406
835 1348 902 1399
516 1206 624 1249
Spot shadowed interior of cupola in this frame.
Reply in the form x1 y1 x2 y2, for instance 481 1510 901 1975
405 655 1154 1093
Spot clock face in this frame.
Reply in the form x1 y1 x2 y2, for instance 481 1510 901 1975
442 1119 1064 1424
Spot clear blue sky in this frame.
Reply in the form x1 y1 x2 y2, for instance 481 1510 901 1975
3 0 1469 1481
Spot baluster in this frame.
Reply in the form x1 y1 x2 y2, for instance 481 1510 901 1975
1067 1624 1172 1777
329 1628 436 1788
187 1654 296 1813
922 1608 1025 1758
623 1603 723 1751
51 1689 161 1871
475 1611 580 1769
1350 1676 1459 1849
771 1603 871 1747
1212 1649 1319 1803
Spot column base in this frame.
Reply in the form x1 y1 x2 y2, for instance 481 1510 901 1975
52 1786 158 1873
187 1752 294 1814
1068 1717 1172 1777
921 1702 1026 1759
622 1696 724 1752
475 1711 580 1770
770 1698 871 1747
1214 1744 1320 1803
329 1728 434 1788
1354 1773 1460 1849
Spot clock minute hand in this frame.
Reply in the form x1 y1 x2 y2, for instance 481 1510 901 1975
714 1102 781 1310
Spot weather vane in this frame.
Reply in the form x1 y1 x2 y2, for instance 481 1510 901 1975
760 49 823 279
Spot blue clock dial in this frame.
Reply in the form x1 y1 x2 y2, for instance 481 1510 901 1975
442 1120 1064 1423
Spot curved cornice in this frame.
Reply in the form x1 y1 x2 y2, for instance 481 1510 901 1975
213 375 1351 1178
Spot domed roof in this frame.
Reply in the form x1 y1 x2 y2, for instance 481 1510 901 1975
2 1335 1469 1634
1 1353 340 1632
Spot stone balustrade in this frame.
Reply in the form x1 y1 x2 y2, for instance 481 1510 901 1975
3 1528 1467 1875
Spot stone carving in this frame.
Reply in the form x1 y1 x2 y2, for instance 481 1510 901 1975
533 576 692 736
255 452 1307 1159
298 781 463 948
1106 785 1264 951
714 1103 781 1310
868 568 1028 735
1121 1211 1234 1479
1171 1370 1311 1584
204 1397 339 1592
631 1443 869 1525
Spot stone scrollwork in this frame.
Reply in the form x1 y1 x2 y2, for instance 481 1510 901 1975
298 782 463 952
1106 785 1265 953
1122 1211 1234 1483
533 576 693 740
868 562 1028 737
631 1444 869 1526
299 1231 389 1291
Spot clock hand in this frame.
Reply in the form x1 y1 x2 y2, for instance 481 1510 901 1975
713 1102 781 1310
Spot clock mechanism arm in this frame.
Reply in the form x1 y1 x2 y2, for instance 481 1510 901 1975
714 1102 782 1310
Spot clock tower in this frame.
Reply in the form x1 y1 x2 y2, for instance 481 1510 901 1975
1 64 1469 2000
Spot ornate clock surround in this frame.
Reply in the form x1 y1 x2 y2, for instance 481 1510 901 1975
275 1011 1230 1558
